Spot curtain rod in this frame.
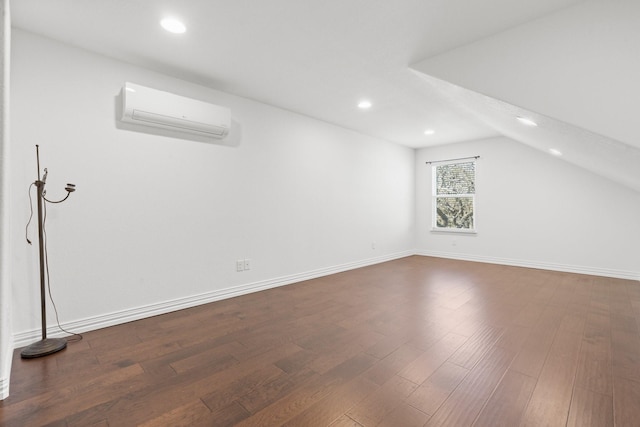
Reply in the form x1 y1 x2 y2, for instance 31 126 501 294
425 155 480 165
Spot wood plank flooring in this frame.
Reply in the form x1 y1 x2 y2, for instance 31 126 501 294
1 256 640 426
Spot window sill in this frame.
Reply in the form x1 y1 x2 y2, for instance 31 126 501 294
430 228 477 235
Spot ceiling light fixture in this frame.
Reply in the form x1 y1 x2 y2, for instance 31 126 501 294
358 100 372 109
424 129 435 136
160 17 186 34
549 148 563 157
516 116 538 127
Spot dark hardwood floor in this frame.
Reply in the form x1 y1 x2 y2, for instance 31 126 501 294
1 256 639 426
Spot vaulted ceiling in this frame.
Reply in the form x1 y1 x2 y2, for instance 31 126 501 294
11 0 640 191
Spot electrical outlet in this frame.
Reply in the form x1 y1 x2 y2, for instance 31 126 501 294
244 259 251 270
371 242 376 250
236 260 244 272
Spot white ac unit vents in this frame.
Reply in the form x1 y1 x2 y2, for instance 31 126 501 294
121 82 231 138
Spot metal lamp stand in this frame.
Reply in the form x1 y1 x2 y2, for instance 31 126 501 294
21 146 74 359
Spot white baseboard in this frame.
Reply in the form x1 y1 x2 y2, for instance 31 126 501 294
416 250 640 281
0 376 9 400
12 250 414 348
0 346 11 400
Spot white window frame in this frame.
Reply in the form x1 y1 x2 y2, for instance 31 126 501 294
431 159 477 234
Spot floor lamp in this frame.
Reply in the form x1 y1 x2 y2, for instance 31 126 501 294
21 145 76 359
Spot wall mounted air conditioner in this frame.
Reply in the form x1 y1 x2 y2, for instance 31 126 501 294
121 82 231 138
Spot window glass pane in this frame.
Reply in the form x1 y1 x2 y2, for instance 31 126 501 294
436 162 475 195
436 197 474 229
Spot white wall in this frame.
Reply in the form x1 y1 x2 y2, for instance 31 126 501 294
10 30 415 345
416 137 640 279
0 0 12 401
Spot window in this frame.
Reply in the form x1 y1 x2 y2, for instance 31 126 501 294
432 160 476 232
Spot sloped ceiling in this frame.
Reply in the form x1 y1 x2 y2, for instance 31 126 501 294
413 72 640 192
411 0 640 192
10 0 639 191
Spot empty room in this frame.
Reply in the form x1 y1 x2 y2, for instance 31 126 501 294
1 0 639 426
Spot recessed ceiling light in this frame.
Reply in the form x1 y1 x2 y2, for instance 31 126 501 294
549 148 563 157
358 100 372 109
161 18 186 34
516 116 538 127
424 129 435 136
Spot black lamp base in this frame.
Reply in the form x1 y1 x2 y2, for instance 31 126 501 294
20 338 67 359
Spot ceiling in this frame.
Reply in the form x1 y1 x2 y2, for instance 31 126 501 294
10 0 640 192
11 0 585 148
